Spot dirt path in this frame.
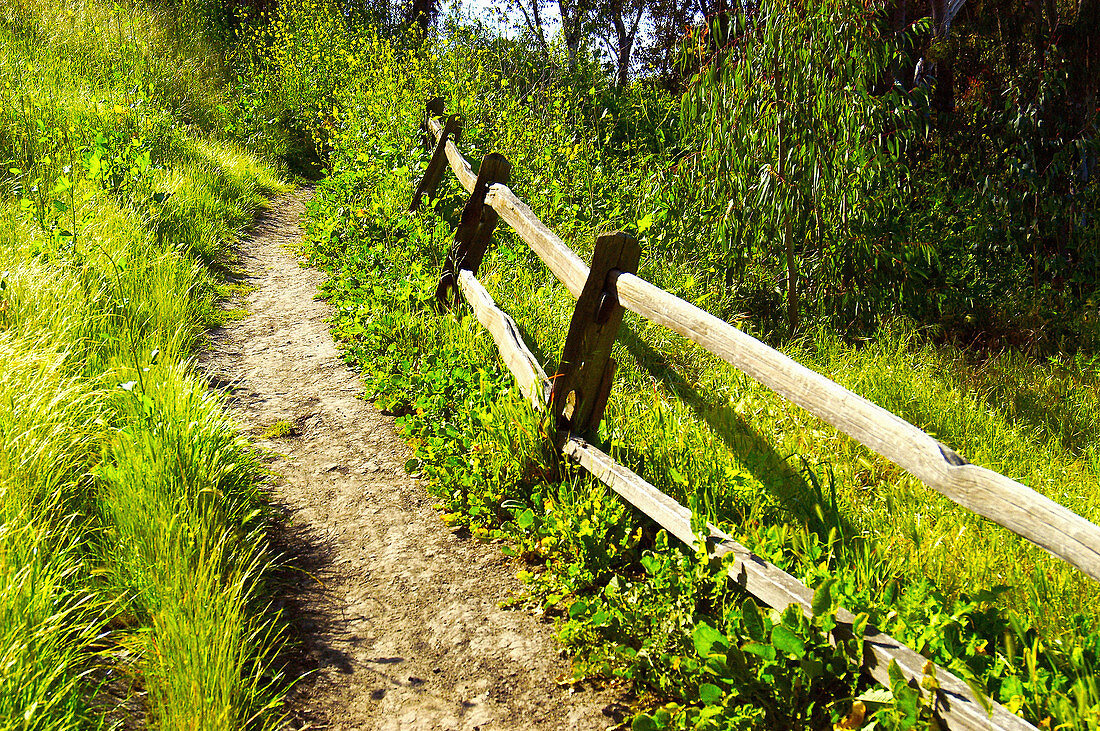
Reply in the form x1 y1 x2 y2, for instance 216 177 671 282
199 189 620 730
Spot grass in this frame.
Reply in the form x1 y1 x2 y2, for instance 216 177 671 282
0 0 291 727
232 6 1100 726
260 419 298 439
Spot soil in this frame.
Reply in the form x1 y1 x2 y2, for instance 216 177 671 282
198 189 623 730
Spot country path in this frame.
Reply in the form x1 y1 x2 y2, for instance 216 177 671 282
198 188 621 730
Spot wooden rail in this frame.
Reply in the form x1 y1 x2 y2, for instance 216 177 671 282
456 270 550 410
409 102 1100 729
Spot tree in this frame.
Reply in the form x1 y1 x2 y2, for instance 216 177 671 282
559 0 597 68
508 0 596 70
404 0 440 32
507 0 711 84
510 0 552 58
682 0 904 333
636 0 706 84
594 0 647 86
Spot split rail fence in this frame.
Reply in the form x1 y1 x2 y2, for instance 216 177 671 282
408 97 1100 730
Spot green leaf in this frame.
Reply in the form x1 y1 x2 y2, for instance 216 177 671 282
852 612 869 640
631 714 659 731
887 659 905 688
771 625 805 658
741 598 765 641
692 622 727 657
895 685 919 729
698 683 723 706
887 661 920 729
517 508 535 529
742 641 776 660
856 688 894 704
811 578 836 616
800 657 823 682
963 676 993 714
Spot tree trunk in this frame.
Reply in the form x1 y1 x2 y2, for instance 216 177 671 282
558 0 592 71
917 0 966 110
617 45 631 86
608 1 643 86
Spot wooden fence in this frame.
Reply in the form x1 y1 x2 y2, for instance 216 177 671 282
407 97 1100 730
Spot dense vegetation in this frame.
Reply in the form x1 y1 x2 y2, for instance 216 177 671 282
229 0 1100 728
1 0 288 727
3 0 1098 728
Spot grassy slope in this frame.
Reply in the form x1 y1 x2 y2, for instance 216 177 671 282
1 0 288 728
236 5 1100 727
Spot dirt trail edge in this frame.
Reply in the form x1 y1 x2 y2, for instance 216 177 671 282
199 189 621 731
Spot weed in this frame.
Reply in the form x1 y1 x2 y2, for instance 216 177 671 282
260 419 297 439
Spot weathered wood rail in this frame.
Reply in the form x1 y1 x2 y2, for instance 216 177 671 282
407 98 1100 729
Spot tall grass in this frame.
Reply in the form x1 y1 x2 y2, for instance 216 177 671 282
0 0 289 727
0 340 105 731
99 367 284 729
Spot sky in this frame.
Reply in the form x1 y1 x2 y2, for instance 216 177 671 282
448 0 563 38
444 0 656 70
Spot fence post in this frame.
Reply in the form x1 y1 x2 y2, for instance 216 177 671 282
420 97 445 152
550 232 640 447
410 111 463 212
434 153 512 308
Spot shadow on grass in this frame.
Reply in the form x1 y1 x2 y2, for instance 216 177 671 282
974 370 1100 458
616 326 853 542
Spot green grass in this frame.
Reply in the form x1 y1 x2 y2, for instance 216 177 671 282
260 419 297 439
0 0 291 727
98 366 283 728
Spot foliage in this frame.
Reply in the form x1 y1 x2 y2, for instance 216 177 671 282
666 1 1099 349
887 0 1099 351
680 1 933 335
